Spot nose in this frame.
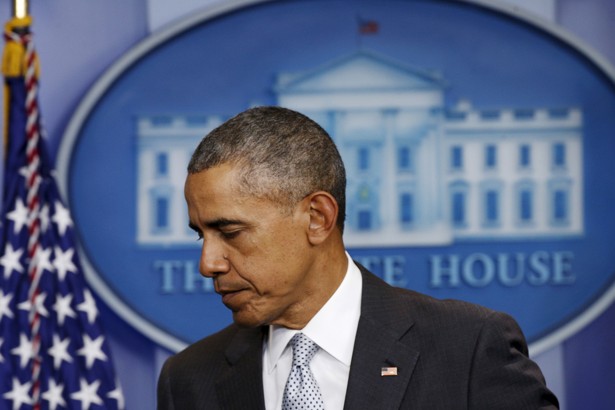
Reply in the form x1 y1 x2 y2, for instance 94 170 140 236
199 239 230 277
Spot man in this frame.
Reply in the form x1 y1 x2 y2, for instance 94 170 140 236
157 106 558 409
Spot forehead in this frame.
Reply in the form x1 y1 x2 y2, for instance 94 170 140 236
184 163 280 223
184 163 242 206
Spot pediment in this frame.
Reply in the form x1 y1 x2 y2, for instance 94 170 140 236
275 51 444 93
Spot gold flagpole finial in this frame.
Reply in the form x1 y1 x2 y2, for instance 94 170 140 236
3 0 35 79
4 0 33 153
13 0 29 18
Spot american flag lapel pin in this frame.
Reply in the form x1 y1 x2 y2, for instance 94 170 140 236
381 367 398 376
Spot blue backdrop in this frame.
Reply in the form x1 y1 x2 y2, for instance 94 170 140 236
1 1 613 409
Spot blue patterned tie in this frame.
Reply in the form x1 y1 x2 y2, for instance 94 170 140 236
282 333 325 410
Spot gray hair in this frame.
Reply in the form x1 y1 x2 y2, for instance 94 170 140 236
188 106 346 232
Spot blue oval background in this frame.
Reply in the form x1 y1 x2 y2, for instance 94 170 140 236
66 0 615 346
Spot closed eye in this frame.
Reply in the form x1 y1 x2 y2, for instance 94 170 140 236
220 229 241 240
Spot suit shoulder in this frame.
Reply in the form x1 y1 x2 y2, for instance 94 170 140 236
396 285 496 320
388 284 525 349
359 264 507 332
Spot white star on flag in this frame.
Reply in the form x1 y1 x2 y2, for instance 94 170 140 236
42 379 67 410
18 165 39 185
0 338 4 363
53 246 77 281
53 293 77 325
0 290 15 321
5 198 28 234
77 334 108 369
33 246 54 274
107 382 126 410
2 377 33 410
48 334 73 369
70 378 103 410
10 333 33 368
0 243 24 279
51 200 73 235
39 203 50 232
18 292 49 317
77 289 99 324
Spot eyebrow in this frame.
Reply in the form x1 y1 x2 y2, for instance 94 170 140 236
189 218 245 232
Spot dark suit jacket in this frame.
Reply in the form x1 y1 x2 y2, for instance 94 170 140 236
157 266 558 409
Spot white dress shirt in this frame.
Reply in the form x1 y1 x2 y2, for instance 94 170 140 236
262 253 363 410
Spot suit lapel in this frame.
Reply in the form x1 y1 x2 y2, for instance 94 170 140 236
344 268 419 410
215 327 267 410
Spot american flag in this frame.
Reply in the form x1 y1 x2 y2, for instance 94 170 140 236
358 17 379 35
0 16 124 410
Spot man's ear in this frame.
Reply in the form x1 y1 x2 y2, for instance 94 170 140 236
306 191 339 245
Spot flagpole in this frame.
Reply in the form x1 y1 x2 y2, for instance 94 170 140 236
13 0 29 18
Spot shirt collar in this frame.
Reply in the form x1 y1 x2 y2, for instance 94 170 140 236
265 253 363 372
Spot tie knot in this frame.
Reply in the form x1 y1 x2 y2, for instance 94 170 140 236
290 333 319 367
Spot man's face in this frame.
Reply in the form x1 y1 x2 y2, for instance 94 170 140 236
184 163 318 329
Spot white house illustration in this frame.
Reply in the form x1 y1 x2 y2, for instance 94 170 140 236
136 51 583 247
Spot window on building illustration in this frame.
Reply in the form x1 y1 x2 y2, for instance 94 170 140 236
548 178 571 227
553 189 569 223
358 210 372 230
553 143 566 168
400 193 414 224
519 144 531 168
155 152 169 177
452 191 466 226
155 196 169 229
357 184 371 203
450 181 469 228
398 146 413 172
485 145 497 169
451 146 463 170
484 190 499 224
519 189 533 222
358 147 370 171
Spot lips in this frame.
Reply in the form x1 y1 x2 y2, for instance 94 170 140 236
219 288 248 307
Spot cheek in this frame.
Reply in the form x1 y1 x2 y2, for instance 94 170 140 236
234 221 307 290
270 227 306 260
239 262 294 297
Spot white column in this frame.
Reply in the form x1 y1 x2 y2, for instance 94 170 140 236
382 110 398 232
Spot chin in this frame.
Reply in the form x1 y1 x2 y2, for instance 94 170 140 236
232 312 266 328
